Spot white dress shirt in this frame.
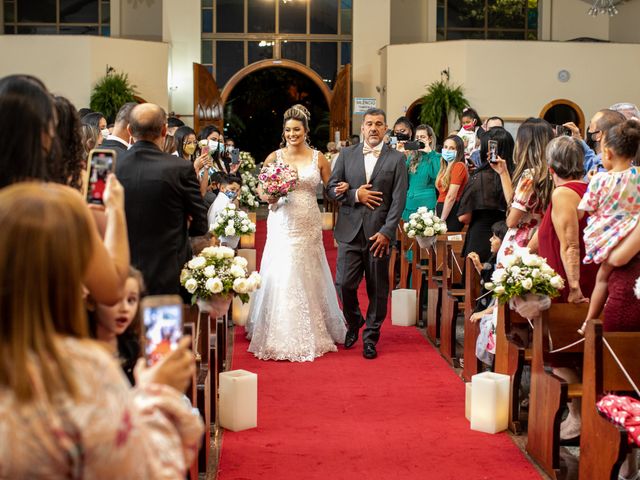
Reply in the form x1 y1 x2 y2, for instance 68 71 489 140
355 142 384 203
105 134 130 149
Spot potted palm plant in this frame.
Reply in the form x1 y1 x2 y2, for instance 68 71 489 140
419 79 469 142
90 71 138 123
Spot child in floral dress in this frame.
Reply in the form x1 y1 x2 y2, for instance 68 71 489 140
580 119 640 332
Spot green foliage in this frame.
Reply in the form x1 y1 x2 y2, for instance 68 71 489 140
419 80 469 137
90 72 137 123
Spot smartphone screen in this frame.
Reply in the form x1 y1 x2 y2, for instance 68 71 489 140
231 148 240 164
488 140 498 163
142 298 183 366
85 149 116 205
390 136 398 148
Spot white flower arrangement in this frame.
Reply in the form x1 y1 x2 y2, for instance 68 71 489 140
238 184 259 210
181 245 261 304
484 249 565 305
403 207 448 239
239 151 257 173
210 203 256 238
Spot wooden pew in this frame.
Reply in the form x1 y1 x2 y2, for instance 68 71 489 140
439 236 466 365
195 309 211 474
494 304 531 433
526 303 588 479
462 256 482 382
579 320 640 480
411 239 427 327
397 222 412 290
182 320 200 480
425 236 446 343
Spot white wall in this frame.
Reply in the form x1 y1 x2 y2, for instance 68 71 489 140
117 0 163 41
352 0 391 132
163 0 200 123
382 40 640 131
0 36 169 111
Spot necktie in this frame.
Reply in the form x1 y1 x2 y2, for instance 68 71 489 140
363 145 381 158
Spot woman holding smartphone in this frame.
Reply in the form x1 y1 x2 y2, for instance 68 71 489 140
0 182 203 478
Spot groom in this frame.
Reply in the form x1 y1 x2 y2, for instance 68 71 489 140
327 108 407 359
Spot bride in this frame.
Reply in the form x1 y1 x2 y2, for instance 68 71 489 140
246 105 348 361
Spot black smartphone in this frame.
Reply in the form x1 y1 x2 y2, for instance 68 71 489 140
404 140 426 151
141 295 183 366
488 140 498 163
84 149 117 205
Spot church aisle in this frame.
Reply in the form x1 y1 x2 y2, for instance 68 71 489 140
217 225 541 480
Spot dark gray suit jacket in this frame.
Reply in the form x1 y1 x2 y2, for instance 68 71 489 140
327 143 408 244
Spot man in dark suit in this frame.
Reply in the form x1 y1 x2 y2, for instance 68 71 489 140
327 108 408 359
102 102 136 155
116 103 208 296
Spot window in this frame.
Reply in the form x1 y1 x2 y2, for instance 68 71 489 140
201 0 352 88
4 0 110 35
436 0 538 41
3 0 111 36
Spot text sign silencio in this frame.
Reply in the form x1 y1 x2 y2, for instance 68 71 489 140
354 98 377 115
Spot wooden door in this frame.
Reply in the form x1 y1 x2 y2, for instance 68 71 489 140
193 63 224 134
330 63 351 143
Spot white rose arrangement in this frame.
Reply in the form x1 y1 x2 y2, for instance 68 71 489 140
403 207 447 239
484 249 565 305
238 184 259 210
210 203 256 238
238 151 257 173
181 245 261 304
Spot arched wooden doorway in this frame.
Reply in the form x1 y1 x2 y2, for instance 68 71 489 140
194 60 351 142
539 99 585 135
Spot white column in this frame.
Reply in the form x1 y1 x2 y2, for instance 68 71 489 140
162 0 201 124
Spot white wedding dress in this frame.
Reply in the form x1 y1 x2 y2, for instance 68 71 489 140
246 149 347 361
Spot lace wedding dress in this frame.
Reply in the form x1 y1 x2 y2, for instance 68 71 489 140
246 149 347 361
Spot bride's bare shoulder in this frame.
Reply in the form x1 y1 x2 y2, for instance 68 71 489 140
264 150 279 165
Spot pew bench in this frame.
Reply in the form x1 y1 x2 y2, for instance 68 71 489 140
579 319 640 480
462 256 482 382
439 237 466 366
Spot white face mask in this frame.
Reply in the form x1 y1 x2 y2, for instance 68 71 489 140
209 140 219 151
101 128 110 139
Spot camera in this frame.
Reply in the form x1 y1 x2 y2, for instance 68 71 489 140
394 132 411 142
404 140 426 151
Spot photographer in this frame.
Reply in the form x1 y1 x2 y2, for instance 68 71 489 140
402 124 440 220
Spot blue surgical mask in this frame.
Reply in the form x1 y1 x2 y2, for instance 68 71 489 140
224 190 237 200
441 149 457 163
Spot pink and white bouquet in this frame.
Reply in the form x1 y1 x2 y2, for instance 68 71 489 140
258 162 298 199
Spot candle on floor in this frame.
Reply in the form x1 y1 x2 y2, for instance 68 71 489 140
219 369 258 432
470 372 510 434
465 382 472 421
321 212 334 231
232 294 252 327
240 212 257 248
391 289 417 326
237 249 257 272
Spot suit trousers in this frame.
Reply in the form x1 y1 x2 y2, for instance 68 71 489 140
335 227 390 346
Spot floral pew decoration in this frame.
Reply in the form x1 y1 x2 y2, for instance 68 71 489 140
210 204 256 249
403 207 448 249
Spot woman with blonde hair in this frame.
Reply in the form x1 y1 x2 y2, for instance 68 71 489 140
0 182 202 478
436 134 468 231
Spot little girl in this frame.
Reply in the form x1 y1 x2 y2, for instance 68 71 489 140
89 267 145 384
579 119 640 332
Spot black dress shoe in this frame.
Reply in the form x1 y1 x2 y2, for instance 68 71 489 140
344 329 358 349
363 343 377 359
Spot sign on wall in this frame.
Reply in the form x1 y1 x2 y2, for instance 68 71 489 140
353 97 377 115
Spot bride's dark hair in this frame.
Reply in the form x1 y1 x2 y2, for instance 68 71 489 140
281 104 311 148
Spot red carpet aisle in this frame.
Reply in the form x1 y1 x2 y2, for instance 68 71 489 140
218 221 541 480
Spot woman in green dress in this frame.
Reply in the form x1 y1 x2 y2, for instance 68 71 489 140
402 124 441 221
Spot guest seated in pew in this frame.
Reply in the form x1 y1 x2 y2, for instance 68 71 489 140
89 267 145 385
468 220 508 367
528 135 598 303
0 182 203 479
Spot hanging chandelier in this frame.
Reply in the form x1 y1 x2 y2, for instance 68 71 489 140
587 0 626 16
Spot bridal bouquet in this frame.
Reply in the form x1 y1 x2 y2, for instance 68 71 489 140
210 204 256 238
258 162 298 199
485 250 564 318
180 246 261 306
403 207 447 248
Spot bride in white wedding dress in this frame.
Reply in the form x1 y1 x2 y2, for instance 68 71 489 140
246 105 348 362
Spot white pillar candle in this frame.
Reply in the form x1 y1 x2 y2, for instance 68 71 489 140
232 294 252 327
237 249 256 273
240 212 257 248
321 211 334 231
465 382 472 421
219 369 258 432
470 372 510 434
391 289 417 326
